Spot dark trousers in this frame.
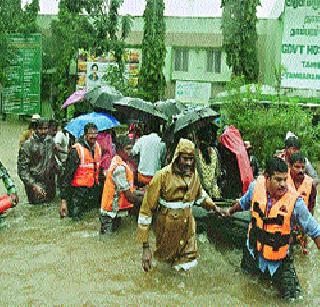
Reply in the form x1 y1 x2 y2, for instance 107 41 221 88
241 246 302 300
68 185 102 220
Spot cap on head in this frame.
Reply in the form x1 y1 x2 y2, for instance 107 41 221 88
31 114 41 121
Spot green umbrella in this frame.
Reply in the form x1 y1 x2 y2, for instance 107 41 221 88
85 85 123 111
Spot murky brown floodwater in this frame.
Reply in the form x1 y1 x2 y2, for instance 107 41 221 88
1 118 320 305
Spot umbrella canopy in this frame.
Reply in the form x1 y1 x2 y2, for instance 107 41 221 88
173 106 219 133
61 89 87 109
114 97 167 122
65 112 119 139
155 99 186 120
85 85 123 111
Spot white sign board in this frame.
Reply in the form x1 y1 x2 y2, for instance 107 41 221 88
281 1 320 89
175 81 212 104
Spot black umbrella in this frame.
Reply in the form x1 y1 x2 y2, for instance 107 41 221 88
173 106 219 133
85 85 123 111
114 97 167 122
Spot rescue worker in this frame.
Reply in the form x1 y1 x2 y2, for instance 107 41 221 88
19 114 40 147
288 152 317 254
224 157 320 300
60 123 104 220
100 136 143 234
283 137 318 180
137 138 222 272
0 160 19 207
18 119 57 204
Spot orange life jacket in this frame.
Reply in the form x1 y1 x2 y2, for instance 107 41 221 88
71 143 102 187
288 172 313 207
101 156 134 212
248 175 299 261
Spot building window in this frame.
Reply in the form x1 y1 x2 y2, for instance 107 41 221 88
207 50 221 73
174 48 189 72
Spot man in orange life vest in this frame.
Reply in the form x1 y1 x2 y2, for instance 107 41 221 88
288 152 317 254
224 157 320 300
60 123 104 220
100 136 143 234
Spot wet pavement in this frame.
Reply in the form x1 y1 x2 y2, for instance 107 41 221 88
1 119 320 305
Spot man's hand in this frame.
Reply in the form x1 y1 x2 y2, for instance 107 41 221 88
9 193 19 206
32 184 47 200
60 199 67 218
142 246 152 272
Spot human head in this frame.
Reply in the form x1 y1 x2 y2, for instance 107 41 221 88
265 157 288 198
61 118 68 132
84 122 98 147
289 152 305 181
172 138 195 176
116 135 133 161
36 119 49 140
48 119 57 136
285 137 301 158
29 114 40 130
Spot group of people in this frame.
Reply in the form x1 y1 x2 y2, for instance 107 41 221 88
1 114 320 301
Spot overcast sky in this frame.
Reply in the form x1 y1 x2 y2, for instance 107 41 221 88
21 0 285 17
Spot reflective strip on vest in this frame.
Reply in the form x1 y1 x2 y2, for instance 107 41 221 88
71 143 101 187
159 198 194 209
138 215 152 225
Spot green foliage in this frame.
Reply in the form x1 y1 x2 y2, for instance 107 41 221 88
51 0 134 118
139 0 166 102
220 78 320 164
221 0 260 83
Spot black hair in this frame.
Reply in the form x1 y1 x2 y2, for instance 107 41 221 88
37 119 49 128
289 152 305 166
84 122 98 134
48 119 57 128
265 157 288 177
285 137 301 149
91 63 98 71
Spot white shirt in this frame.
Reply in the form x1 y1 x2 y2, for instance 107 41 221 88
54 131 70 162
132 133 166 176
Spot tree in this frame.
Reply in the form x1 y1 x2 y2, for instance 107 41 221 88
139 0 166 102
220 78 320 164
221 0 260 83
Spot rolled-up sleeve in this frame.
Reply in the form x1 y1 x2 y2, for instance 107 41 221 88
137 170 162 244
239 181 255 211
294 197 320 238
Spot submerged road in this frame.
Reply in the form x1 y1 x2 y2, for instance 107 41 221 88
1 119 320 305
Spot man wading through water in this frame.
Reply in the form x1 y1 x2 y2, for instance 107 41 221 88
137 138 222 272
224 157 320 300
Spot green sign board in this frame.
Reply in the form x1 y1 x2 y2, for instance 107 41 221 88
2 34 42 115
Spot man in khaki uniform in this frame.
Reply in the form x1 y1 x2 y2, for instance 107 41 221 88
137 138 222 272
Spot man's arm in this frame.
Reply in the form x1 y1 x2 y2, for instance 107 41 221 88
224 181 255 216
137 171 162 244
294 197 320 249
17 142 36 186
305 158 318 180
308 182 317 214
60 148 80 200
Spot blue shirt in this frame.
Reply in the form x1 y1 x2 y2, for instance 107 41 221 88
240 180 320 276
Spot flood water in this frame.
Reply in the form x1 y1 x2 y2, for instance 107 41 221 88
1 119 320 305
